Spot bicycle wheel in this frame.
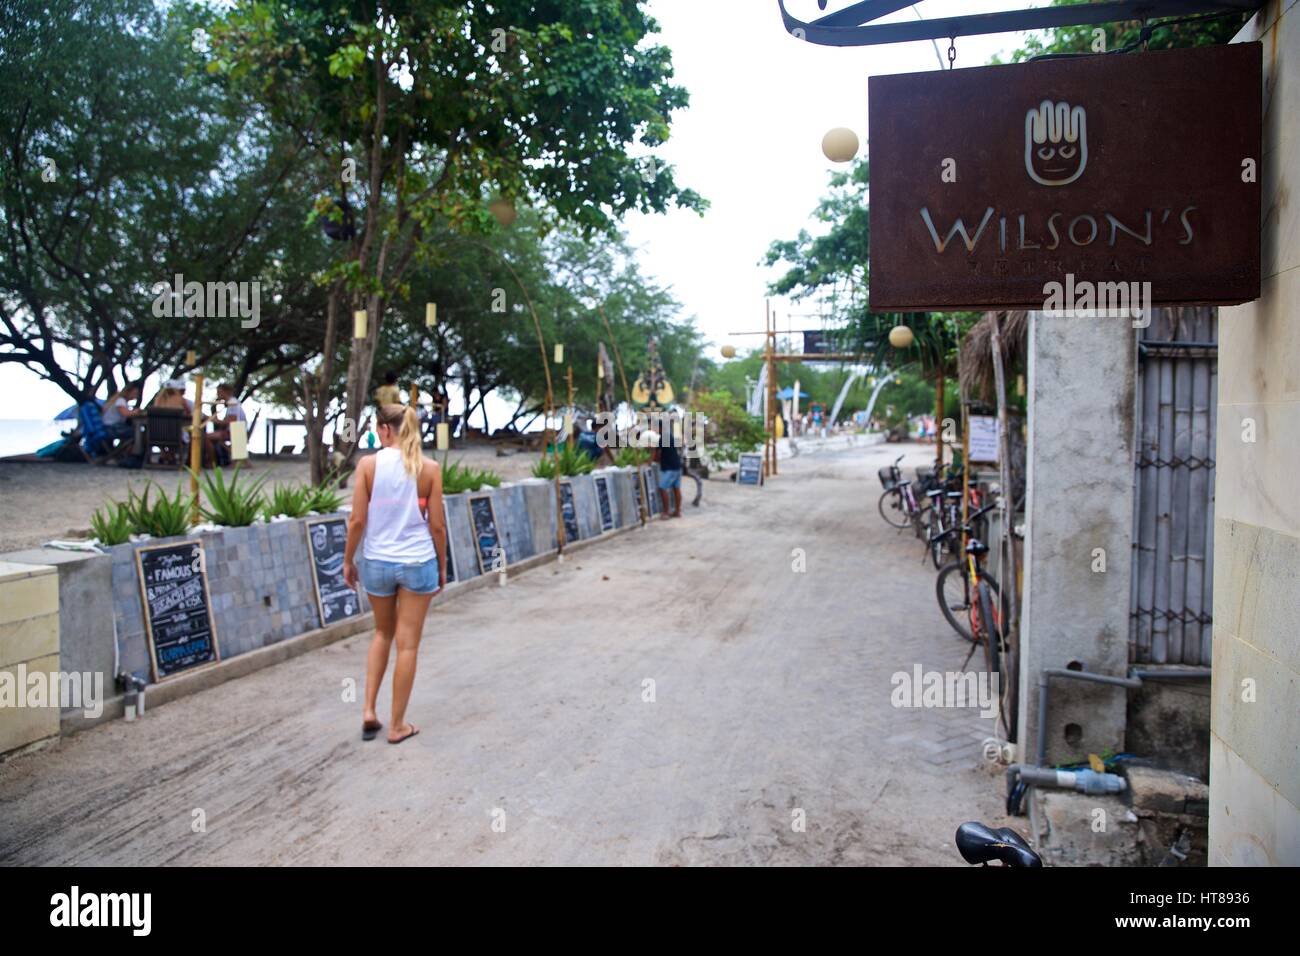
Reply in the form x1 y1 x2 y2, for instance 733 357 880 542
912 503 931 540
999 630 1019 743
928 529 946 570
936 564 998 642
977 580 1002 679
877 488 910 529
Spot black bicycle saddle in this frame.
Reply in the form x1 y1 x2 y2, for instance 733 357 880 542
964 538 990 556
955 822 1043 867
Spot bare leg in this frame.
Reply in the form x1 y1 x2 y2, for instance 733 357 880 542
658 488 671 519
672 487 682 517
389 587 435 741
363 593 397 727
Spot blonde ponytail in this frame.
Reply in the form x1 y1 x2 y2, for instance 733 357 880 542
376 403 424 478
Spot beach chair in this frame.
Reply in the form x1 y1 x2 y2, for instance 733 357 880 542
77 400 114 462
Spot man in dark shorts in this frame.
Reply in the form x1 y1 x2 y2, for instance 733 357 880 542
652 417 683 519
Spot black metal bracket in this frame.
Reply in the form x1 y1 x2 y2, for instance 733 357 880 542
776 0 1265 47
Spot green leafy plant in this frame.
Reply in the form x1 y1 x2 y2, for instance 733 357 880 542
532 444 597 479
89 501 133 546
199 466 269 527
262 483 312 520
126 483 194 538
303 479 345 514
614 446 649 467
441 460 502 495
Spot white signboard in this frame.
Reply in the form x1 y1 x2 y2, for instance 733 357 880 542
968 415 1000 463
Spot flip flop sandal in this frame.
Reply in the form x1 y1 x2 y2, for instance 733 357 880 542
388 725 419 745
361 720 383 741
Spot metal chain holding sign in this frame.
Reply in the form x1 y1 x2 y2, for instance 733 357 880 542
947 37 956 69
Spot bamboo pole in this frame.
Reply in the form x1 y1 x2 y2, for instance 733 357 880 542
188 373 205 526
470 241 565 556
595 301 646 525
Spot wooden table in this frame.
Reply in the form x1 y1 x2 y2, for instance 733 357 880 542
265 418 305 455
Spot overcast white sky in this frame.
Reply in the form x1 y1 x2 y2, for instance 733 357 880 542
622 0 1033 352
1 1 1039 424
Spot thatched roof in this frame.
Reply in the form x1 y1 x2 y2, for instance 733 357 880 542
959 311 1028 404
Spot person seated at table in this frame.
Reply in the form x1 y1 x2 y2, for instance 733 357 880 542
101 383 143 442
149 379 189 412
147 379 193 464
205 382 247 466
374 370 402 408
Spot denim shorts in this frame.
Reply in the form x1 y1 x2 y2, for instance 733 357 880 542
658 468 682 490
361 556 440 597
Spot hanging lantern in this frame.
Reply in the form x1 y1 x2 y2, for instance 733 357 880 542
353 309 368 339
720 345 737 359
888 324 914 348
821 127 860 163
488 197 516 227
425 302 437 328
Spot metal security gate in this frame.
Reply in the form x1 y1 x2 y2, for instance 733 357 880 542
1130 308 1217 666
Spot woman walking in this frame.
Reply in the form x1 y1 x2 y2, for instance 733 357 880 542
343 404 447 744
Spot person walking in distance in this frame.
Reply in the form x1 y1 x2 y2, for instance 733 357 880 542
652 414 684 519
343 404 447 744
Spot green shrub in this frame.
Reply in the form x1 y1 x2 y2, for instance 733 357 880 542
89 501 133 546
531 444 596 479
441 460 502 495
127 483 194 538
262 483 312 520
199 466 269 527
303 479 345 514
614 446 649 467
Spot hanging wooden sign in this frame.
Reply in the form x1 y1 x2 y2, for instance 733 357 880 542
867 43 1262 311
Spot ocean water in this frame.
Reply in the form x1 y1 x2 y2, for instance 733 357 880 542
0 419 74 459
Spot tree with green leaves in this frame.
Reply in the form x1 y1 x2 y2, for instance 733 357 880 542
0 0 331 405
208 0 705 481
995 0 1249 62
763 156 979 460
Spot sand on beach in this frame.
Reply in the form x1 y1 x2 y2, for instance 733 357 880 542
0 442 550 553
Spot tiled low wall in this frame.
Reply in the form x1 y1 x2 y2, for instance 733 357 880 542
0 465 650 713
0 561 60 754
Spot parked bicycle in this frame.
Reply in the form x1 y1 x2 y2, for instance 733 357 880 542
876 455 925 534
931 500 1017 738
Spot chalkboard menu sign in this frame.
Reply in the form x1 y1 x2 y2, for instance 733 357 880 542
306 517 361 626
737 453 763 487
442 500 456 584
594 476 614 531
135 540 219 681
468 494 504 574
559 481 581 544
643 466 660 515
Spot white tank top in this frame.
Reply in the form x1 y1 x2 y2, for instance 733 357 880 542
362 447 436 563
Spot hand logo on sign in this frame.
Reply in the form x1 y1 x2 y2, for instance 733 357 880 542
1025 100 1088 186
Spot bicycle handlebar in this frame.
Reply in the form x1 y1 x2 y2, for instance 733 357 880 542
931 500 1000 542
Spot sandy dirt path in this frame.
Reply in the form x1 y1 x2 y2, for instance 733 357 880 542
0 441 1014 865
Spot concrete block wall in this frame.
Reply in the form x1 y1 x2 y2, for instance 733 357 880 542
1211 2 1300 866
99 518 339 678
0 560 60 753
1020 311 1137 765
0 468 641 731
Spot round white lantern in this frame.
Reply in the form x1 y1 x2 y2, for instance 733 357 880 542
888 325 914 349
821 127 860 163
